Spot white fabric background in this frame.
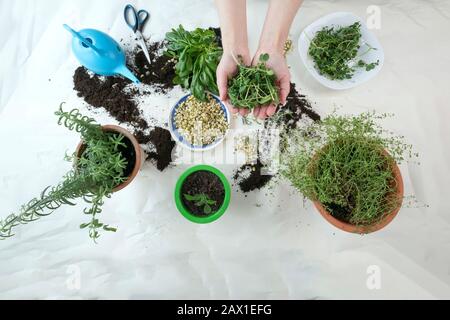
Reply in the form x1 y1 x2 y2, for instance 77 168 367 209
0 0 449 299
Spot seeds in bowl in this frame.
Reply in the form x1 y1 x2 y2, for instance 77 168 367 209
174 95 228 146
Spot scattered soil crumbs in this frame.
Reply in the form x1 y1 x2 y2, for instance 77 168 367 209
135 127 176 172
267 83 321 131
131 41 176 93
73 40 180 172
181 171 225 216
234 160 273 193
73 67 148 130
234 84 320 194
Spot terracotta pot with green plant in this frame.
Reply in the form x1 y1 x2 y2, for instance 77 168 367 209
282 112 415 234
175 165 231 224
0 104 142 242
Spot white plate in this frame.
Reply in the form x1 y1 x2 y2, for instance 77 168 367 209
298 12 384 90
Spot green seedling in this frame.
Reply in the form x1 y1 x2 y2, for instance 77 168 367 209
228 54 280 110
184 194 217 215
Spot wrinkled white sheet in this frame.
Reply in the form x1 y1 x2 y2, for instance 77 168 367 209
0 0 449 300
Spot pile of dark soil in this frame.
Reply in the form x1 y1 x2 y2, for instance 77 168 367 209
181 171 225 216
135 127 176 172
73 40 179 172
73 67 148 130
131 41 176 93
267 83 320 131
234 160 273 193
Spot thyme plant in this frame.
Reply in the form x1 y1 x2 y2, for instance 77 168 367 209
282 112 416 225
308 22 379 80
0 105 129 242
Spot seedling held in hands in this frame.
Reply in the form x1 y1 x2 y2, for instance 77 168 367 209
228 54 280 110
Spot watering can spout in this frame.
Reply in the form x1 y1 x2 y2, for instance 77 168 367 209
64 24 140 84
116 65 141 84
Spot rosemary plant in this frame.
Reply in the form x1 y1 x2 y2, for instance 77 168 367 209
282 112 415 225
0 105 129 242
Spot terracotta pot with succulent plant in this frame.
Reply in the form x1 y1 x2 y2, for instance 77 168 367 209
0 104 142 242
282 112 415 234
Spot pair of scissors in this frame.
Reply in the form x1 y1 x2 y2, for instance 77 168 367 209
124 4 151 64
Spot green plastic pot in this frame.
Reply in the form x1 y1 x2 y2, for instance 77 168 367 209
175 165 231 224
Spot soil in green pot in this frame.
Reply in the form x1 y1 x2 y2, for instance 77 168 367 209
181 171 225 217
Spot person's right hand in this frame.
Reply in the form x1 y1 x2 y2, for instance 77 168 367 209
216 50 251 117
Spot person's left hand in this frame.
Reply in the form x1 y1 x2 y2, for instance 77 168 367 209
251 49 291 120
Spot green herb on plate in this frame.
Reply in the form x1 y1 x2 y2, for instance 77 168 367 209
308 22 379 80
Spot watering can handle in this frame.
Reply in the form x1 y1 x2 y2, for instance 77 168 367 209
63 24 102 55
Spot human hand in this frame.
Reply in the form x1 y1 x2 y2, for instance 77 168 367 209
251 49 291 120
216 50 252 117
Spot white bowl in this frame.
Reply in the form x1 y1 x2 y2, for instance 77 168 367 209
168 94 231 152
298 12 384 90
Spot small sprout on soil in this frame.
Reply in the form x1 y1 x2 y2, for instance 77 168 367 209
175 95 228 146
308 22 379 80
228 54 280 110
184 194 217 215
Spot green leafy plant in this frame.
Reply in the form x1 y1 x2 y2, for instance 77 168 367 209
184 194 217 215
228 54 280 110
165 25 223 101
281 111 416 225
308 22 379 80
0 105 130 242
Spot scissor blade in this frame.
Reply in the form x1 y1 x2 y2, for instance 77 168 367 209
136 31 152 65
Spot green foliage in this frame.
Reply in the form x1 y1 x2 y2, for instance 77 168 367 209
184 194 217 215
282 112 416 225
228 54 280 110
308 22 379 80
0 104 129 242
165 25 223 101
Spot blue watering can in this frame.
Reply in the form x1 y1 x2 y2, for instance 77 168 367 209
63 24 140 84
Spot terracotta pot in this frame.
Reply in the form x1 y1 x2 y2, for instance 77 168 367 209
313 149 404 234
75 125 142 193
